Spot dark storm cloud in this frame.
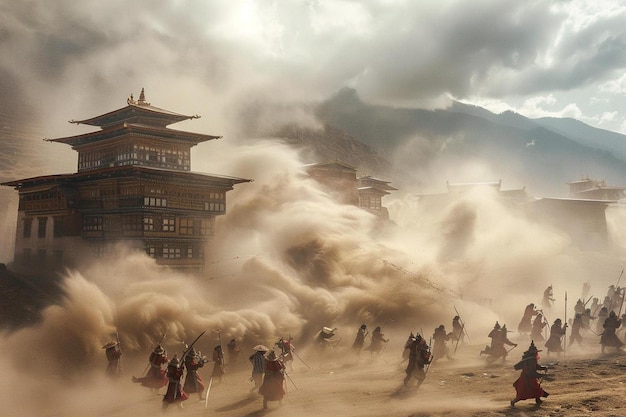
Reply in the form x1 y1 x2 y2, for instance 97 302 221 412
349 0 564 101
0 0 625 129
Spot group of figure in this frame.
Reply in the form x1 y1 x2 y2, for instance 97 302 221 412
102 279 626 412
350 324 389 355
249 344 287 409
110 338 225 410
518 281 626 357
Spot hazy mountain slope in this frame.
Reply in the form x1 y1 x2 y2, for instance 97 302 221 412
534 117 626 162
313 88 626 195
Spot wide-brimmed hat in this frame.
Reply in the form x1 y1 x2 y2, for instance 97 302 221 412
102 341 118 349
253 344 269 352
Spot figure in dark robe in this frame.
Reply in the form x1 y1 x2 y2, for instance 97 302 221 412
518 303 538 334
432 325 452 362
227 338 241 368
102 340 122 378
481 322 517 363
568 313 584 346
542 286 555 310
210 345 225 382
351 324 368 354
600 311 624 353
544 319 567 357
596 307 609 334
451 315 465 345
530 313 547 343
162 356 188 409
403 334 432 388
366 326 389 354
183 348 207 399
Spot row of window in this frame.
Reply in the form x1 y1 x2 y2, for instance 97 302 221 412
23 217 49 238
146 244 204 259
78 143 191 171
23 215 215 238
359 196 382 210
18 243 204 265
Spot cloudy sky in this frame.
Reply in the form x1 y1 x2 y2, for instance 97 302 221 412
1 0 626 137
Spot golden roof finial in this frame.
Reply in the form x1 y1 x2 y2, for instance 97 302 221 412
137 88 150 105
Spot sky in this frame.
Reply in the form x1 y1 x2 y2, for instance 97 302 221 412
1 0 626 139
2 3 626 414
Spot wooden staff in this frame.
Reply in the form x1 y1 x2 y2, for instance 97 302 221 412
563 291 567 355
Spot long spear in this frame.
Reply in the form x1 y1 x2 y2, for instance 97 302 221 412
453 306 471 343
174 331 206 401
563 291 567 355
291 347 312 369
204 377 213 408
616 269 624 288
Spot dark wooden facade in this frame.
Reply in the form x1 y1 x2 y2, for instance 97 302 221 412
305 161 395 219
2 89 250 271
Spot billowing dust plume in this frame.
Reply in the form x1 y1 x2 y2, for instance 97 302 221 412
0 139 624 416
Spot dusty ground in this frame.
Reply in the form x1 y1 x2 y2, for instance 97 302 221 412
60 335 626 417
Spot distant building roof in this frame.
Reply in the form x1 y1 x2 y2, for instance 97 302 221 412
69 88 199 128
46 123 220 147
1 165 251 189
304 160 357 172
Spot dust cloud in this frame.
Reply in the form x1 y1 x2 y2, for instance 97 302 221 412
0 139 625 416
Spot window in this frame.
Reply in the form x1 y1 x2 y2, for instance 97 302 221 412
146 245 156 258
84 216 103 231
122 215 142 231
37 249 46 264
53 250 63 264
53 217 64 238
144 197 167 207
23 218 32 238
204 202 225 212
143 216 154 231
187 247 193 258
38 217 47 238
200 219 213 236
163 245 181 259
180 219 194 235
162 217 175 232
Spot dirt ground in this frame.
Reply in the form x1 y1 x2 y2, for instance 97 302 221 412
75 335 626 417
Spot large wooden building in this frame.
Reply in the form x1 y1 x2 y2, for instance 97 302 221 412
2 89 251 271
305 161 396 220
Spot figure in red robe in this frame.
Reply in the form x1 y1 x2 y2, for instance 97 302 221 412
276 336 295 370
511 341 549 406
132 344 168 390
162 356 188 409
259 350 286 409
